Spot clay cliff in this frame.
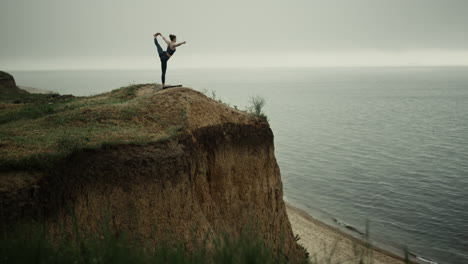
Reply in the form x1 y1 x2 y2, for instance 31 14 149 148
0 85 304 261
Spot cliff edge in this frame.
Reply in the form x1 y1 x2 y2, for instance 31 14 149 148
0 84 304 261
0 71 28 94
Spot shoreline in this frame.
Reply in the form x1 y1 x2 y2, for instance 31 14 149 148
18 85 54 94
285 202 437 264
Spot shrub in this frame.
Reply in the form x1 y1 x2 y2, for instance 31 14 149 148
248 96 268 121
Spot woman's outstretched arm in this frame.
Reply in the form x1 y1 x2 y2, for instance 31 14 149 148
174 41 187 47
160 35 171 46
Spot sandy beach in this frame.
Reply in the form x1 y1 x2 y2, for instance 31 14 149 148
286 203 407 264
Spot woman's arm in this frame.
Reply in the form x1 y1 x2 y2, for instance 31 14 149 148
174 41 187 47
160 35 171 46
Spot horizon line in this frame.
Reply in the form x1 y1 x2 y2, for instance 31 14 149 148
6 64 468 72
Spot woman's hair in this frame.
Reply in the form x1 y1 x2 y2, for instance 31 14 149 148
169 34 176 41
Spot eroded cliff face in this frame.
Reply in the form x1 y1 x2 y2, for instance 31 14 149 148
0 87 303 261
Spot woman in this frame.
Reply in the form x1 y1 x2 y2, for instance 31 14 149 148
153 33 186 89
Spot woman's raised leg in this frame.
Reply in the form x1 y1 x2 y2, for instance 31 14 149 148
154 37 164 55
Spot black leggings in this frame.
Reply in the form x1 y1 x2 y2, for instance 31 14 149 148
154 38 169 84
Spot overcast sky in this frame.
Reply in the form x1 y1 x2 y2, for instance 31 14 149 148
1 0 468 70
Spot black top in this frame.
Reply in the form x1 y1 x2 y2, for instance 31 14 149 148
167 46 176 55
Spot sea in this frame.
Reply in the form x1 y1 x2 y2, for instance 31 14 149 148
10 67 468 264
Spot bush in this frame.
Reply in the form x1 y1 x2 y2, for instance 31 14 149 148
248 96 268 121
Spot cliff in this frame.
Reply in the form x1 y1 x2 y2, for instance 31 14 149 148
0 84 304 261
0 71 28 94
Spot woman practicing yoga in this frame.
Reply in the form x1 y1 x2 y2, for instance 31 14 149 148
153 33 186 89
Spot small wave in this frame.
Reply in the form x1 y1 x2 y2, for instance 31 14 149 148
290 201 443 264
331 218 365 235
411 252 440 264
330 218 441 264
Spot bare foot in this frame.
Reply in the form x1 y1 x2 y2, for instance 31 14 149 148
153 32 161 37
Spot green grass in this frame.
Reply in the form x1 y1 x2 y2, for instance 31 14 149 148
0 94 75 124
0 124 178 171
1 221 306 264
0 84 188 171
0 85 269 171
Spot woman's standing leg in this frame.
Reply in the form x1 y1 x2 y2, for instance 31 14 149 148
161 59 167 87
155 36 167 87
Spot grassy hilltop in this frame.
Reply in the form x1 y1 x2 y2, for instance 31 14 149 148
0 84 195 171
0 83 269 172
